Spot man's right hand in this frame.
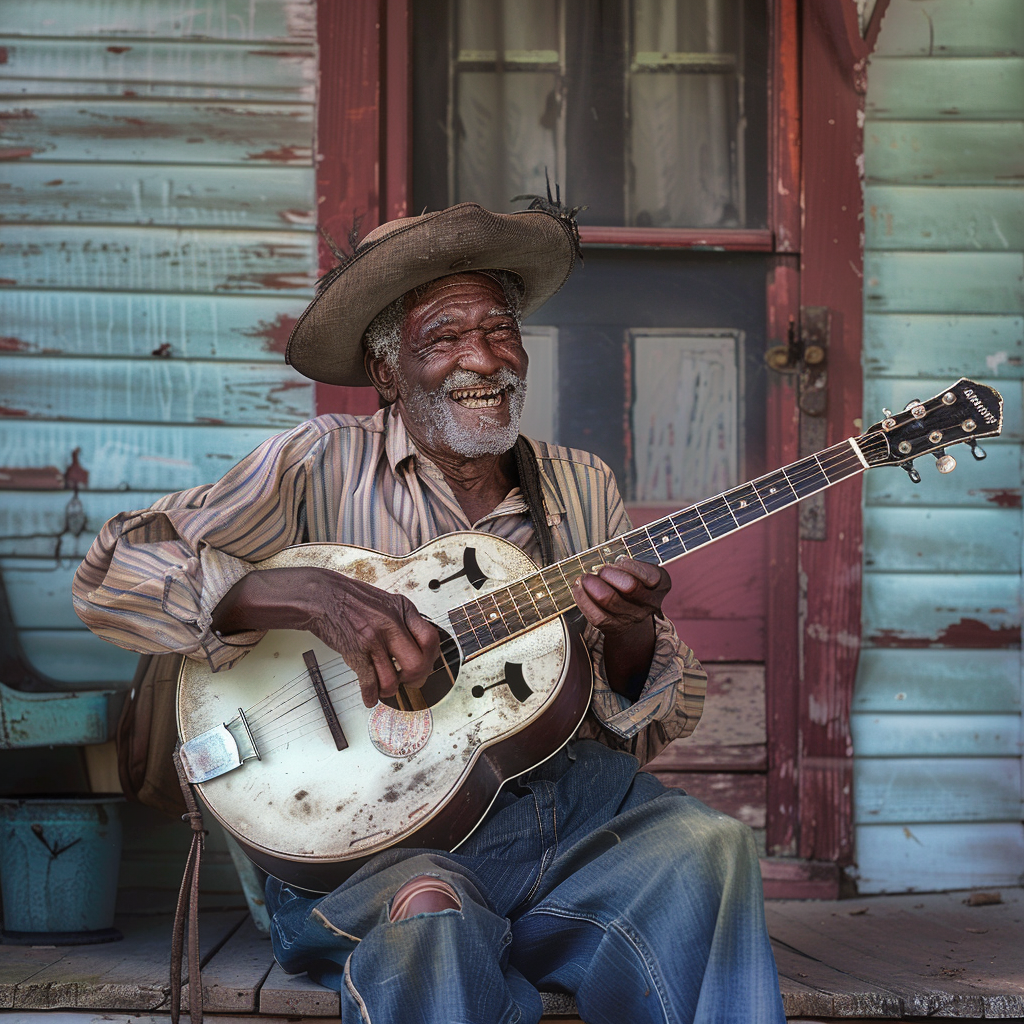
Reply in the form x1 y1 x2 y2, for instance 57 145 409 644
212 567 441 708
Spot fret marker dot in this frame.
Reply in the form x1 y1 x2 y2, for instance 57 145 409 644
591 565 600 572
488 613 497 620
739 500 747 508
535 591 543 599
769 487 777 494
662 535 670 543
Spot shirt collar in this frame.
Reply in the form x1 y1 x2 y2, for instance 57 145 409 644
384 405 419 473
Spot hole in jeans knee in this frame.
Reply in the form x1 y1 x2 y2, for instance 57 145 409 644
390 875 462 921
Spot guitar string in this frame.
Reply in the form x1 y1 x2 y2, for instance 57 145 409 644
241 443 877 741
241 444 878 751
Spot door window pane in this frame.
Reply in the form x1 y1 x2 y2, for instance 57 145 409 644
413 0 766 228
629 329 741 502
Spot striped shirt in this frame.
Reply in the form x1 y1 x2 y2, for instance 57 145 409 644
73 406 706 764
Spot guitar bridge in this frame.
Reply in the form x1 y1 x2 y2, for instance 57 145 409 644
179 708 261 784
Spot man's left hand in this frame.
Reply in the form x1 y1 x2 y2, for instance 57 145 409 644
572 559 671 636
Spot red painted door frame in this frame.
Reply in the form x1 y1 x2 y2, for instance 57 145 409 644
313 0 889 894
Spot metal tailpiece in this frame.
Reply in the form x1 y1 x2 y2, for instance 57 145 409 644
179 711 260 784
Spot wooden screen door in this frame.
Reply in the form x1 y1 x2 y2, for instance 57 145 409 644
318 0 867 892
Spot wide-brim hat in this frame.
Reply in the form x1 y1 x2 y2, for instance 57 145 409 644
286 202 579 386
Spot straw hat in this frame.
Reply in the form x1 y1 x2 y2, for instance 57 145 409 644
286 202 579 386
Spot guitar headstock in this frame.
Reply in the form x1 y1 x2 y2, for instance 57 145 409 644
861 379 1003 479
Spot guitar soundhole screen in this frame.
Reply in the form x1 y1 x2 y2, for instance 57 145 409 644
380 625 460 711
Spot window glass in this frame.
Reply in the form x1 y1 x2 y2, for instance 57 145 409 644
413 0 767 229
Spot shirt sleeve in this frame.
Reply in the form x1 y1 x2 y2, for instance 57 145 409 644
575 469 707 766
72 422 323 672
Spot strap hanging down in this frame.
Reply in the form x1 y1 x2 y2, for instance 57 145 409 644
513 436 555 568
171 745 206 1024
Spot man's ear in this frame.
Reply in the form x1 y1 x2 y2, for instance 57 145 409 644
365 349 398 404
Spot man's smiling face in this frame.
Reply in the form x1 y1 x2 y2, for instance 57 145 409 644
388 273 529 459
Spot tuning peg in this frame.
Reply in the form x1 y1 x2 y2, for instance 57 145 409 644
900 460 922 484
882 407 893 418
933 449 956 474
966 438 987 461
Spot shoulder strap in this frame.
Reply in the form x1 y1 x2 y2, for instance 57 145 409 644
513 436 554 567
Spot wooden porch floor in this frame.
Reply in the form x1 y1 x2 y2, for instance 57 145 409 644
2 889 1021 1022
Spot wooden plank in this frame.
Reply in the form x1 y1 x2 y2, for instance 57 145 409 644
864 440 1021 509
0 290 308 361
862 571 1021 648
867 57 1024 119
655 664 765 751
0 1 317 42
864 252 1024 315
864 377 1022 439
0 421 279 492
863 506 1022 573
259 961 339 1017
856 821 1024 894
766 894 1024 1017
866 186 1024 252
0 225 316 295
0 945 69 1007
12 911 244 1010
851 712 1021 757
772 939 903 1019
181 917 273 1013
670 617 763 662
854 648 1022 713
798 2 875 866
628 508 766 621
863 313 1023 381
854 756 1022 824
16 629 142 685
0 40 315 100
0 357 313 427
865 121 1024 185
0 99 314 165
0 164 314 230
0 489 168 559
653 771 766 829
312 0 383 420
873 0 1024 57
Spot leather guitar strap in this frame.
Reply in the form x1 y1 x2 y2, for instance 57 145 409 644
171 745 205 1024
514 436 555 568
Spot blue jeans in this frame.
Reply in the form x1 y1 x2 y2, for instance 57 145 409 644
266 740 785 1024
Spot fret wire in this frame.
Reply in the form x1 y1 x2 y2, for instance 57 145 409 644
491 586 526 632
463 600 496 648
511 578 542 621
482 591 511 634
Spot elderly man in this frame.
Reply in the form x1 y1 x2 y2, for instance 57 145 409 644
74 203 785 1024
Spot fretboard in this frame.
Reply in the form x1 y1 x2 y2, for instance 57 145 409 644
447 433 881 659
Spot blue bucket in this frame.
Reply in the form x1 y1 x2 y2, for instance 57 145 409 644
0 796 124 944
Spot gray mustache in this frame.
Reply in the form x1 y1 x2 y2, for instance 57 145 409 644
440 368 524 395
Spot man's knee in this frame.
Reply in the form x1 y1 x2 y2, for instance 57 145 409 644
390 874 462 920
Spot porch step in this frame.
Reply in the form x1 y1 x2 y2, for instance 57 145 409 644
1 889 1021 1020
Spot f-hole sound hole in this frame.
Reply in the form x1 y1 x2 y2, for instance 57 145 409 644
380 624 461 711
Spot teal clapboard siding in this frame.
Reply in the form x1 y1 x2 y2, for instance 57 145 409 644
0 0 317 685
856 0 1024 894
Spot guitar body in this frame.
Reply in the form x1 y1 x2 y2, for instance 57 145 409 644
176 532 593 893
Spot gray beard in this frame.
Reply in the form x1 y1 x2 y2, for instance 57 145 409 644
401 367 527 457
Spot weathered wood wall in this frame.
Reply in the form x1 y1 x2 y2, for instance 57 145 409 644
855 0 1024 892
0 0 318 684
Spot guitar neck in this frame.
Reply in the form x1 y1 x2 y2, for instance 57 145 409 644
448 433 883 658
